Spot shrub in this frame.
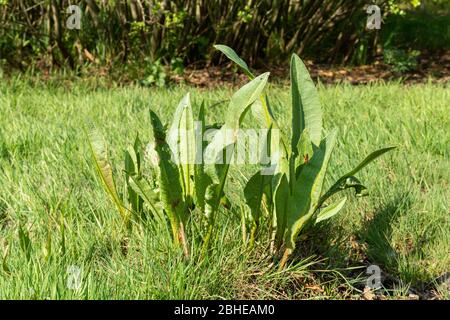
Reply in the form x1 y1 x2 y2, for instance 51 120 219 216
383 48 421 72
140 59 167 87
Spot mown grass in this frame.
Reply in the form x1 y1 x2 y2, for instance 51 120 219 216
0 79 448 299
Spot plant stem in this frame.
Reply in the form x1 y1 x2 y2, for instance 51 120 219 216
278 248 292 271
200 223 214 259
169 216 180 246
248 223 257 250
179 221 189 258
240 206 247 246
201 153 232 257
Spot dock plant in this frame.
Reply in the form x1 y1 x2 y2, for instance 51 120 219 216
88 45 394 269
214 45 395 269
88 73 270 257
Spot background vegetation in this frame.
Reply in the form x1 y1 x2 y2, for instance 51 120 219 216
1 0 448 79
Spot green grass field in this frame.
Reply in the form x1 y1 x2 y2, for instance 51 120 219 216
0 79 448 299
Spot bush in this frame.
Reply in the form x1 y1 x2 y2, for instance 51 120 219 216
381 10 450 53
0 0 382 72
383 48 421 72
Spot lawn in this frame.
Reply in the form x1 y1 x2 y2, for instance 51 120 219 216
0 79 448 299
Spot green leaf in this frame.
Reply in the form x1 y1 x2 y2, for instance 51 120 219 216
319 146 396 206
244 171 272 223
284 130 337 249
202 74 270 253
295 128 313 168
226 72 270 130
271 143 289 188
194 101 213 213
260 123 286 177
125 146 137 176
149 110 186 241
250 100 266 126
271 145 290 236
125 135 143 216
209 72 269 183
290 54 323 150
215 44 277 137
315 197 347 223
167 93 196 202
343 176 368 197
204 183 219 220
214 44 255 79
308 130 337 209
128 176 163 222
274 174 289 247
204 72 270 165
87 129 127 223
343 146 396 178
125 135 142 177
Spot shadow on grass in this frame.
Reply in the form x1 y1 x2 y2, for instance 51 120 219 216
359 192 412 271
285 192 414 296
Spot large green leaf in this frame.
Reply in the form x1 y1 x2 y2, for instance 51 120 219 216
211 72 269 173
290 54 323 150
201 73 270 253
194 101 213 213
214 44 255 79
167 93 196 202
226 72 270 130
271 143 290 236
318 146 396 207
149 110 186 241
204 72 269 185
271 139 289 186
244 125 281 245
308 129 337 209
284 130 337 249
88 129 127 223
214 44 279 136
204 72 269 170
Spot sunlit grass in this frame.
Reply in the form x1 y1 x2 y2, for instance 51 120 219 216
0 80 448 299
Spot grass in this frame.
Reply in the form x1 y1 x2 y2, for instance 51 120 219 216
0 79 448 299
